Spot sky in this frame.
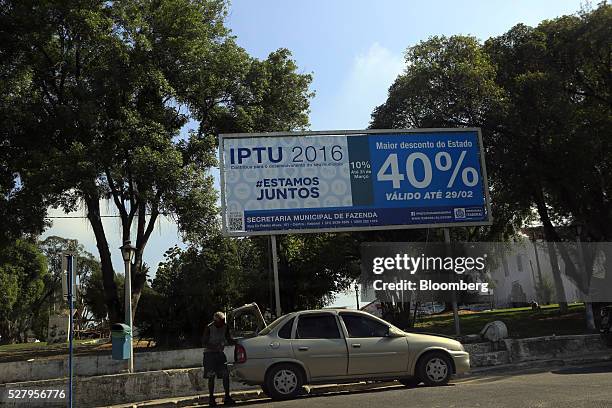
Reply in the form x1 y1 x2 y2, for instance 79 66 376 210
42 0 584 307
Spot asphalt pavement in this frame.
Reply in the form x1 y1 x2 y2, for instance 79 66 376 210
202 362 612 408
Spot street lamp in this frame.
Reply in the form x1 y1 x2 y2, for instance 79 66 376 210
120 240 136 373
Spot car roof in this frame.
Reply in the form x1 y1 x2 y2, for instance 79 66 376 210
294 309 371 315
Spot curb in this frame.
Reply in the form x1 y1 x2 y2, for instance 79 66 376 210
109 381 403 408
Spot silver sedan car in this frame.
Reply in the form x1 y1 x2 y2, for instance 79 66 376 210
230 308 469 400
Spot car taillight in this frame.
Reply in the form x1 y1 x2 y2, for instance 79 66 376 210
234 344 247 364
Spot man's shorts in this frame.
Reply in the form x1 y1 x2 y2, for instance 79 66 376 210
203 351 228 379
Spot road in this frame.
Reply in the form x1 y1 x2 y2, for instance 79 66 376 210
210 363 612 408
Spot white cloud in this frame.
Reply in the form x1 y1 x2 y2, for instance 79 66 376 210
329 43 404 129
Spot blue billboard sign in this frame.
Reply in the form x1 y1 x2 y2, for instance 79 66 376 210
220 129 492 236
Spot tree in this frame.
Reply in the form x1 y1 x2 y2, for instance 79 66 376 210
275 233 361 312
0 239 48 343
371 5 610 326
370 35 523 241
369 5 611 324
535 5 612 241
38 236 102 336
144 234 244 346
1 0 312 323
483 4 611 317
0 59 48 245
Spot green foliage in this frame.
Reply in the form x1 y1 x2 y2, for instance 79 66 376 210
38 236 100 292
140 234 244 346
371 35 503 129
0 0 313 323
0 239 48 343
370 34 522 240
276 233 361 311
371 4 611 247
137 230 362 346
37 236 103 336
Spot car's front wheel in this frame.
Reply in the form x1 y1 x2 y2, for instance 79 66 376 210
264 363 304 400
417 352 452 386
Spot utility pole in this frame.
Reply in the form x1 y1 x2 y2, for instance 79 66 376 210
444 228 461 336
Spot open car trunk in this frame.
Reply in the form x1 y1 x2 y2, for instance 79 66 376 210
227 303 267 339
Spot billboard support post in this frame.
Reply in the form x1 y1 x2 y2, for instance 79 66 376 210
271 235 281 318
444 228 461 336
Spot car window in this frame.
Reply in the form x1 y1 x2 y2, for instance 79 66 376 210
296 314 341 339
278 317 295 339
259 315 288 336
341 314 389 338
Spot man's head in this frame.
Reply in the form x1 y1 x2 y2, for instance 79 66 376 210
213 311 225 327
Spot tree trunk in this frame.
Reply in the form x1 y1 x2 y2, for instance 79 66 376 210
130 204 159 321
85 196 121 323
584 302 596 331
532 185 568 313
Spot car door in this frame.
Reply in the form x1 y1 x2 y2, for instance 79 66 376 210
339 312 409 375
291 313 348 380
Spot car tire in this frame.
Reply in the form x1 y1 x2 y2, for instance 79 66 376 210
264 363 304 400
399 378 421 387
416 351 452 386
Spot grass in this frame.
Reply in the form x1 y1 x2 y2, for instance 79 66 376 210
0 339 154 363
0 339 94 352
412 303 588 338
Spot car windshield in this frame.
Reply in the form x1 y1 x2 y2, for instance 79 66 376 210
258 315 288 336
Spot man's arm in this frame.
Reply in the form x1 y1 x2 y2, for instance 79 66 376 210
202 325 211 349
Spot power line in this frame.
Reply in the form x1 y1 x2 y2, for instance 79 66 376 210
46 214 163 219
46 215 120 219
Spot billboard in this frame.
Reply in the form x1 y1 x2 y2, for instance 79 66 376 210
219 129 492 236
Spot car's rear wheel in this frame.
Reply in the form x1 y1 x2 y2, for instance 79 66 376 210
399 378 421 387
417 352 452 386
264 363 304 400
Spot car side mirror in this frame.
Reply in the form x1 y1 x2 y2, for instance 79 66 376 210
384 327 402 338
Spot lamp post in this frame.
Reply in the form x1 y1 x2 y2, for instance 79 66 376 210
120 240 136 373
354 282 360 310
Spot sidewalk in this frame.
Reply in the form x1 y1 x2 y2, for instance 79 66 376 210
108 351 612 408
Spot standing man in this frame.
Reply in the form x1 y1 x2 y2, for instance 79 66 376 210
203 311 236 406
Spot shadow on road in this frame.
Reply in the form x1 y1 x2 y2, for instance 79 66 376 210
551 362 612 375
219 383 456 407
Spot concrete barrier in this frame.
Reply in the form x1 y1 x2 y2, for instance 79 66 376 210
503 334 607 363
0 368 254 408
0 347 234 384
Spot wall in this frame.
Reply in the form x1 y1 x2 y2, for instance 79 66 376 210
0 347 234 384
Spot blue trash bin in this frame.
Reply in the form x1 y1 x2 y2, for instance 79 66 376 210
111 323 132 360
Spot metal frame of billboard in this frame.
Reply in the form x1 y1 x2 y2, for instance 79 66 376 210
219 128 493 237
